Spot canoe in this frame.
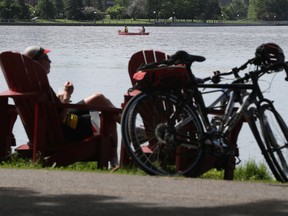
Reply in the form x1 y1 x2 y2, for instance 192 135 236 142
118 30 149 35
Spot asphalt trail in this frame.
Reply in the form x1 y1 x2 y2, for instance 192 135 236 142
0 168 287 216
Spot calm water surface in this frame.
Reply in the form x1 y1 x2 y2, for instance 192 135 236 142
1 25 288 164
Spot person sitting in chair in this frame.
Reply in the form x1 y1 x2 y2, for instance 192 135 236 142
23 45 120 170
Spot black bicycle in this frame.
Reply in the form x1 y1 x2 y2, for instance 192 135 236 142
121 43 288 182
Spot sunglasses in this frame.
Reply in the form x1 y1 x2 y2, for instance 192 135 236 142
33 47 51 63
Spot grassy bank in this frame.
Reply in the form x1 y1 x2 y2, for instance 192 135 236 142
0 155 276 183
0 18 286 26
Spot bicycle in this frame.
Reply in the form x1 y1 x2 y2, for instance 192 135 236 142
121 43 288 182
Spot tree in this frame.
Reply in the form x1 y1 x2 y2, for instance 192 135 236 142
106 4 126 19
15 0 30 19
96 0 104 11
115 0 131 8
203 0 221 20
0 0 14 20
53 0 65 18
82 6 104 20
127 0 147 19
173 0 198 20
248 0 288 20
36 0 56 20
160 0 177 19
247 0 258 20
145 0 161 20
83 0 93 6
222 0 247 20
64 0 85 20
0 0 30 20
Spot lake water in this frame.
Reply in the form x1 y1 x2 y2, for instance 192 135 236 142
1 25 288 164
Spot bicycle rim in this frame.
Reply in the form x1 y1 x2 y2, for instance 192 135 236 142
259 104 288 182
121 92 204 176
248 107 283 181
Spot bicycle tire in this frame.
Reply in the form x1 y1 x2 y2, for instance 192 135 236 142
121 91 204 176
248 107 283 181
258 104 288 182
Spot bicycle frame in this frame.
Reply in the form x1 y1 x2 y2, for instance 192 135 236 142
175 70 267 147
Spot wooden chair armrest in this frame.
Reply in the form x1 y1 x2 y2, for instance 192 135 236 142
48 102 122 114
0 89 40 98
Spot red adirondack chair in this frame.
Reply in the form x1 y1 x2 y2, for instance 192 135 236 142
0 51 121 168
120 50 168 166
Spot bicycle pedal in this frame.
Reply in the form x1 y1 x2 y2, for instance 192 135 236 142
235 156 241 165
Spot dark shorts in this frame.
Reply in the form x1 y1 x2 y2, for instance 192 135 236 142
62 100 93 142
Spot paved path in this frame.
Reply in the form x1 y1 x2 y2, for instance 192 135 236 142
0 168 287 216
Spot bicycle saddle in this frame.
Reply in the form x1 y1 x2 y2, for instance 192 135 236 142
168 50 206 64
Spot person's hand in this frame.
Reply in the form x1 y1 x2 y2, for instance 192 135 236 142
57 81 74 103
64 81 74 95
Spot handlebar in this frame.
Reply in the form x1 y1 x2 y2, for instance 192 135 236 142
201 58 254 84
265 62 288 81
203 58 288 84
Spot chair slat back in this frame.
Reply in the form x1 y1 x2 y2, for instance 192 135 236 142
0 51 64 149
128 50 167 85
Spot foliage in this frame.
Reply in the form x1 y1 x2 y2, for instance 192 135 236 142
202 0 221 20
1 0 288 22
64 0 85 20
36 0 56 20
53 0 65 19
222 0 248 20
0 0 30 20
106 4 126 19
82 7 104 20
248 0 288 20
16 0 30 19
127 0 148 19
234 160 273 181
201 160 274 182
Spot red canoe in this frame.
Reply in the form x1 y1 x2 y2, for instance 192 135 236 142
118 30 149 35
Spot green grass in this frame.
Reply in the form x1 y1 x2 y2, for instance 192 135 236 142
0 154 277 182
5 18 268 26
201 160 275 182
0 153 147 175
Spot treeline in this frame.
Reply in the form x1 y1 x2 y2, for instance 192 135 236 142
0 0 288 21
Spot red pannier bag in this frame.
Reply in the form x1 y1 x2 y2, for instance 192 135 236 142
132 64 190 91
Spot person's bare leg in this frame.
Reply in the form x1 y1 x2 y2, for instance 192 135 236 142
84 94 121 123
84 93 120 168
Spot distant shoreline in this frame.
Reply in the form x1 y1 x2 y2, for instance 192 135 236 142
0 21 287 27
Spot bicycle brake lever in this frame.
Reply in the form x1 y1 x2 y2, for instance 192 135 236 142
282 62 288 81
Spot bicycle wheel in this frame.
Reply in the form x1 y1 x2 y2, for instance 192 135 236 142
249 104 288 182
121 91 204 176
248 107 283 181
259 104 288 182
